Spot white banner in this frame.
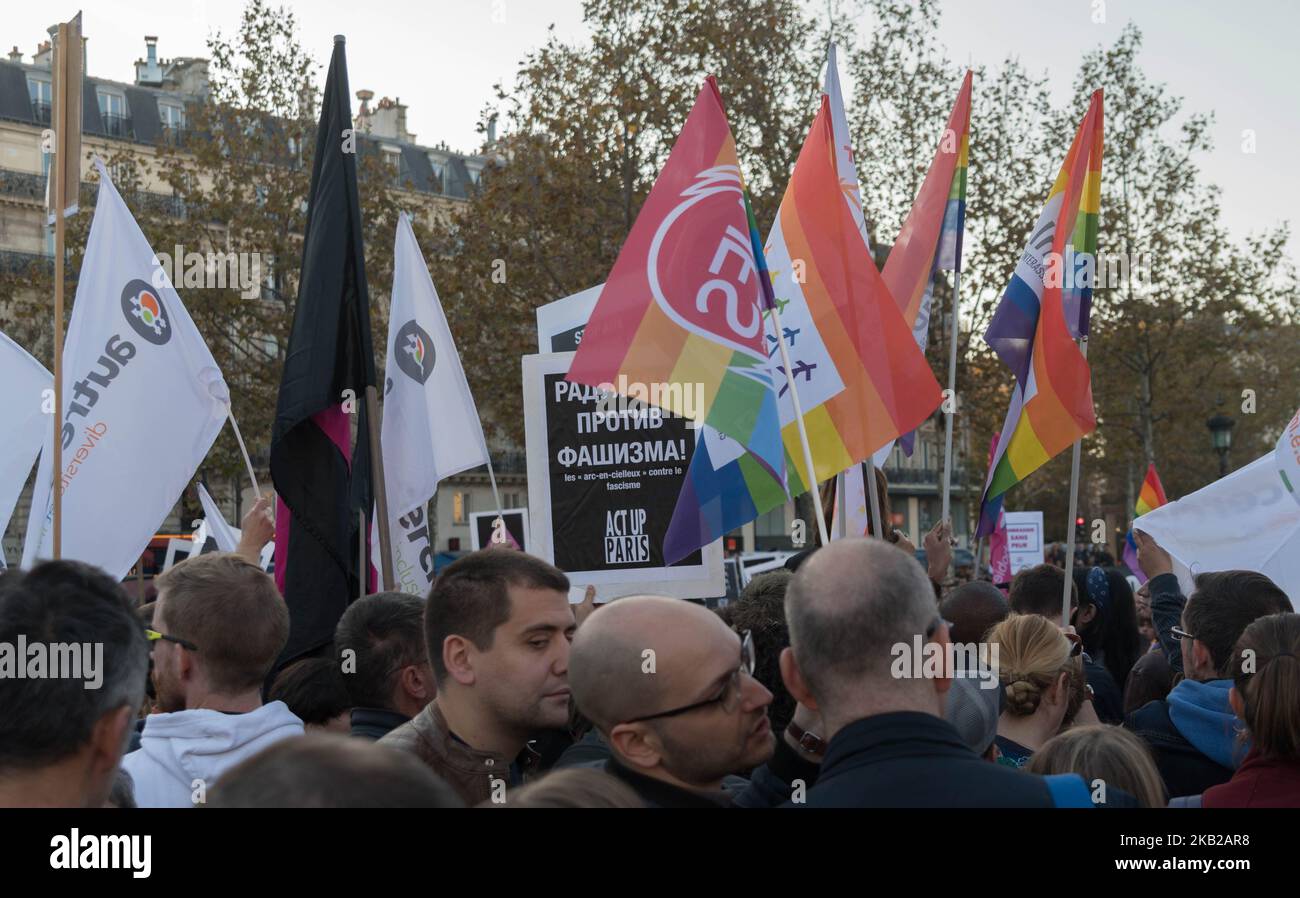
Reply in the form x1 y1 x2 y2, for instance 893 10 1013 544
376 212 489 594
0 332 52 565
197 482 240 553
22 159 228 579
1136 451 1300 602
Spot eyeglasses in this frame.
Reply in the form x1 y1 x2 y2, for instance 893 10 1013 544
626 630 755 723
1171 625 1195 642
145 628 198 652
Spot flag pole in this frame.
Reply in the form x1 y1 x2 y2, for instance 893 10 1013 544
864 457 883 540
51 24 69 559
485 453 504 518
1061 335 1089 626
357 508 366 599
225 407 262 497
364 385 395 591
770 300 829 546
940 270 961 527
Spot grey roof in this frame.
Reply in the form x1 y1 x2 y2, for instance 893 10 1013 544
0 58 488 199
0 61 30 121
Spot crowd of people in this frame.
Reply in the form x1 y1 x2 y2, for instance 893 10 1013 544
1 515 1298 809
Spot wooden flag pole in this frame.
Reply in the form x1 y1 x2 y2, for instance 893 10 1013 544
51 24 69 559
364 385 395 591
770 300 829 546
357 508 366 600
1060 335 1090 626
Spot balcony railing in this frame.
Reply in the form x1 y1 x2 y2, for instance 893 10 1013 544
31 100 51 125
0 167 46 201
100 112 133 139
160 125 189 148
0 250 54 275
0 168 188 221
882 465 970 487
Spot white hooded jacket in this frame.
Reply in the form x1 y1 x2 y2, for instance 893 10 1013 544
122 701 304 807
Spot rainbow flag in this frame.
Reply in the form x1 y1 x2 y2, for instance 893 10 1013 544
977 91 1103 537
664 91 943 562
763 95 942 494
1122 463 1169 582
882 69 972 457
566 77 785 482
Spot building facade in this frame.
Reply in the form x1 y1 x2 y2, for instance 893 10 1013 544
0 29 498 565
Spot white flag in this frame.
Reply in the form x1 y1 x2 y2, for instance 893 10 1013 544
0 332 52 565
197 482 240 553
22 159 229 578
1135 451 1300 604
375 213 490 594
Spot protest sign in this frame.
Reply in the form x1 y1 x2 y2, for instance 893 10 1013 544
536 285 603 353
522 352 722 600
1003 510 1044 575
469 508 529 551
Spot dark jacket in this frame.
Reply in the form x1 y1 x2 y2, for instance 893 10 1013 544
350 707 410 741
800 712 1083 808
1083 657 1124 724
1125 679 1239 799
1148 573 1186 678
603 738 818 808
378 700 539 805
1202 749 1300 808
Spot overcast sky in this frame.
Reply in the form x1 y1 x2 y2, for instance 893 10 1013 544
6 0 1296 261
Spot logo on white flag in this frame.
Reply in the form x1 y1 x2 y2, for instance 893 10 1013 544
120 279 171 345
395 320 435 384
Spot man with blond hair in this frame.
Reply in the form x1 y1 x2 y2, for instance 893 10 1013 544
123 552 303 807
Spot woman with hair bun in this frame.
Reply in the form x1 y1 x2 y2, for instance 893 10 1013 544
986 614 1087 768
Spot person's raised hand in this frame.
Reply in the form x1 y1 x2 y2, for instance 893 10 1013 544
574 585 598 627
924 519 954 582
1134 530 1173 579
236 494 275 565
892 530 916 557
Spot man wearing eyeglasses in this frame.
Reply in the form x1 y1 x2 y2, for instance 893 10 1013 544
122 553 303 807
568 595 822 808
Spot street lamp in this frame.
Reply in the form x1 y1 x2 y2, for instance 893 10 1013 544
1206 412 1235 478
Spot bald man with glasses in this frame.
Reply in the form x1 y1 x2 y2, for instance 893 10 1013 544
568 596 821 808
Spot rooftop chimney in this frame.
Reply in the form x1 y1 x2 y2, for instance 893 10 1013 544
135 35 163 86
7 46 20 63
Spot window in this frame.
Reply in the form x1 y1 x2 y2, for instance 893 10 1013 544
159 102 184 129
427 155 445 192
159 102 184 144
27 77 51 124
97 90 129 137
453 492 471 524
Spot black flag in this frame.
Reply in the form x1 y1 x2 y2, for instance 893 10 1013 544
270 36 376 663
